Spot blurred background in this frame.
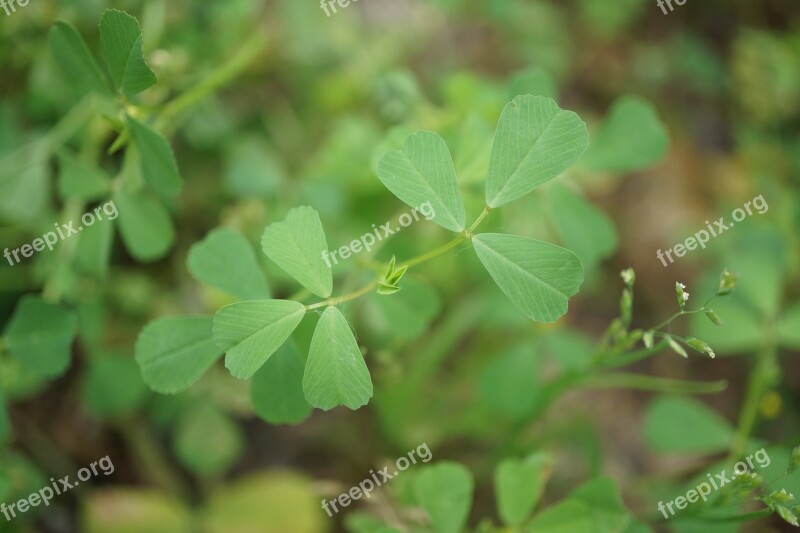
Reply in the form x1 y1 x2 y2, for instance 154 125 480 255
1 0 799 531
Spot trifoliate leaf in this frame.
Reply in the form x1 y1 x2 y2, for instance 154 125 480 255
213 300 306 379
485 95 588 208
472 233 583 323
126 116 182 198
303 306 372 410
377 131 466 232
99 10 157 97
49 21 112 96
261 206 332 298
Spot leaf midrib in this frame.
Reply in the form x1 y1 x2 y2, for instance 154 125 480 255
395 150 463 229
474 238 569 300
490 102 561 204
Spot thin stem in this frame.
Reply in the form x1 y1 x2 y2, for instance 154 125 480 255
155 31 270 131
466 206 491 234
398 235 467 269
728 335 778 460
580 373 728 395
0 95 94 185
303 207 491 310
305 280 379 311
595 340 670 369
650 295 718 332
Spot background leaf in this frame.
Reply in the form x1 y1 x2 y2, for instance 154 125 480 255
303 306 373 410
580 96 669 173
261 206 332 298
114 188 175 262
377 131 466 232
0 384 9 443
82 355 148 418
485 95 588 207
74 217 115 278
251 342 312 425
778 304 800 348
414 462 474 533
568 477 631 533
4 296 78 378
213 300 305 379
548 184 618 272
644 396 734 454
528 500 593 533
188 227 271 301
508 67 558 100
472 233 584 323
135 316 222 394
173 402 244 476
203 472 323 533
453 113 494 185
57 151 111 200
82 489 192 533
495 453 552 526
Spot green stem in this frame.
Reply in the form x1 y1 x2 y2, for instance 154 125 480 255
398 235 467 269
581 373 728 395
304 207 491 310
728 337 778 460
0 95 94 185
595 340 670 369
42 199 86 303
305 280 378 311
156 31 270 131
115 418 189 499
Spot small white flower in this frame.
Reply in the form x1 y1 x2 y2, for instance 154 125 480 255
682 292 690 301
620 268 635 286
